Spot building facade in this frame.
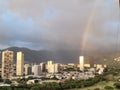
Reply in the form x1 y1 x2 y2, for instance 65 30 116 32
2 50 14 79
16 51 24 76
40 62 46 72
32 65 41 76
24 64 32 75
79 56 84 71
47 61 59 73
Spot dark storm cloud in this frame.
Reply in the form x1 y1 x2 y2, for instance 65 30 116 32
0 0 119 51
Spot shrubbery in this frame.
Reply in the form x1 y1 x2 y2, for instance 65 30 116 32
114 82 120 89
0 76 101 90
94 88 100 90
104 86 114 90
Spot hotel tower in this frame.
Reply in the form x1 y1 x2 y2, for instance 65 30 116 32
16 51 24 76
2 50 14 79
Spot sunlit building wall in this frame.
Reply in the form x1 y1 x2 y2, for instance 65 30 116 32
32 65 41 76
47 61 59 73
94 64 97 67
40 62 46 72
13 64 16 76
46 60 53 73
16 52 24 76
96 64 102 69
53 63 59 73
2 50 14 79
24 64 32 75
79 56 84 71
84 64 90 68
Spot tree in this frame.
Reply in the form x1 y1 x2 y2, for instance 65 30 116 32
94 88 100 90
104 86 114 90
34 80 39 84
114 82 120 89
30 86 40 90
4 79 12 84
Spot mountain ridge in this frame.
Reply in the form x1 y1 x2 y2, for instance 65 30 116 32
0 47 81 64
0 47 115 65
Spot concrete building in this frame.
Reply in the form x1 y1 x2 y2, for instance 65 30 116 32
13 64 16 76
47 61 59 73
16 52 24 76
2 50 14 79
79 56 84 71
84 64 90 68
47 60 53 73
96 64 102 69
32 65 41 76
24 64 32 75
40 62 46 72
54 63 59 73
67 63 75 68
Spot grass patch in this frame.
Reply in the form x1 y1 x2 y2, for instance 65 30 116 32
68 81 117 90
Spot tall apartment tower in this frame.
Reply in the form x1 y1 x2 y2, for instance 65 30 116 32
32 65 41 76
47 60 53 73
2 50 14 79
47 61 59 73
24 64 32 75
16 51 24 76
79 56 84 71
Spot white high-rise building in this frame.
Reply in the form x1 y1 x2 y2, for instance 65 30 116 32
16 52 24 76
32 65 41 76
24 64 32 75
40 62 46 72
46 61 53 73
2 50 14 79
53 63 59 73
47 61 59 73
79 56 84 71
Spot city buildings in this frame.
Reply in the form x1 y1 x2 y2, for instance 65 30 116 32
2 50 14 79
46 60 53 73
0 49 105 81
40 62 46 72
53 63 59 73
79 56 84 71
24 64 32 75
32 64 41 76
46 61 59 73
16 51 24 76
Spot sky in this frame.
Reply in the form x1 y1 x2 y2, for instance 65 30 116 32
0 0 119 52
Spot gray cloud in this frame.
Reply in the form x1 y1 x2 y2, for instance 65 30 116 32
0 0 119 52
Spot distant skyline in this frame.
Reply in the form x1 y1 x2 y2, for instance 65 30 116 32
0 0 119 53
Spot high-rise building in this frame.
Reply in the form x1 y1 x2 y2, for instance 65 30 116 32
13 64 16 76
47 60 53 73
79 56 84 71
47 61 59 73
96 64 102 69
16 51 24 76
32 65 41 76
24 64 32 75
53 63 59 73
40 62 46 72
2 50 14 79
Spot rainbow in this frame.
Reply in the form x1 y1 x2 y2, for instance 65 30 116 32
80 0 100 54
